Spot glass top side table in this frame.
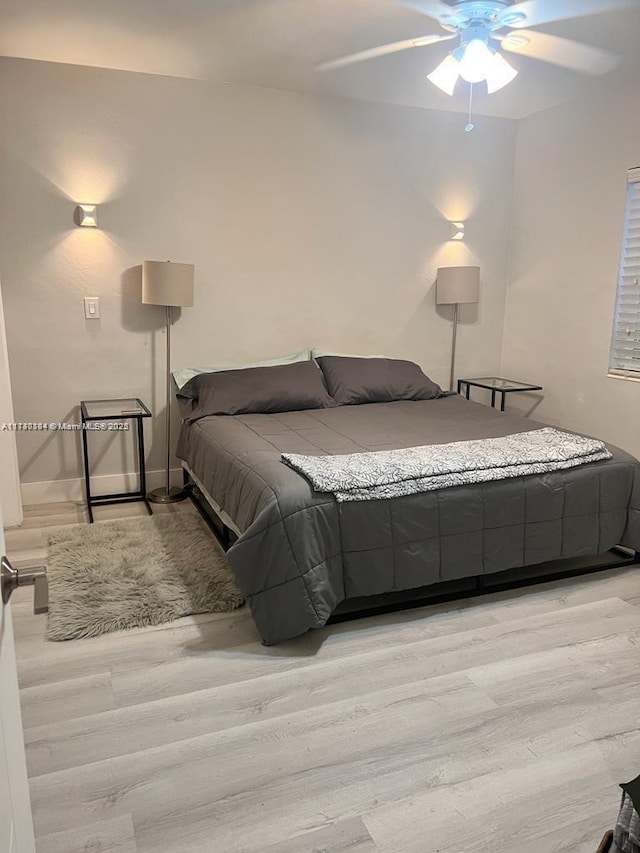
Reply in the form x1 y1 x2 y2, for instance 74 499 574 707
457 377 543 412
80 398 152 523
81 399 152 420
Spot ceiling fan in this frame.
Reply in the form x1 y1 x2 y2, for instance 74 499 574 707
320 0 634 96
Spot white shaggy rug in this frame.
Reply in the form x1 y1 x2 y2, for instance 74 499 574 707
46 513 243 641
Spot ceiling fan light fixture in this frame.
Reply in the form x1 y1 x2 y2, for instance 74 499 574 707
457 38 495 83
485 51 518 93
427 54 461 96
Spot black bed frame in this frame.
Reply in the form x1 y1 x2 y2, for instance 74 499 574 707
183 468 640 627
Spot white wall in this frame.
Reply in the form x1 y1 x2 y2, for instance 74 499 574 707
501 78 640 456
0 58 518 495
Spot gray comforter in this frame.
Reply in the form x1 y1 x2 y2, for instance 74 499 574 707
176 396 640 645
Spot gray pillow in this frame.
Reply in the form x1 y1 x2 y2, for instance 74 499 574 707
317 356 442 406
177 360 336 422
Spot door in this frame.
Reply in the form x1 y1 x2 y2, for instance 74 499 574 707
0 279 22 528
0 511 35 852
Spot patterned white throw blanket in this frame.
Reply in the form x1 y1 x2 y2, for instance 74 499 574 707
282 427 612 502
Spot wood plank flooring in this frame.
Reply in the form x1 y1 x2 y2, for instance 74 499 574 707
6 500 639 853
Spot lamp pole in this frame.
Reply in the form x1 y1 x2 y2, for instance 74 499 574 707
449 302 459 392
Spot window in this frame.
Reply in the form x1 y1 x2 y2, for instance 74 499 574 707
609 167 640 377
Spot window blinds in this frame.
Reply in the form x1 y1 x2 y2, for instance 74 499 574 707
609 167 640 377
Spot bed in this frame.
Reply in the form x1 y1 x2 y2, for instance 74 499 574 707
176 362 640 645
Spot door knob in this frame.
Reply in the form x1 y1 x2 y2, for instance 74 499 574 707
1 556 48 612
1 555 19 604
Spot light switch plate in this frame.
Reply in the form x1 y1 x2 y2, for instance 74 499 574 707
84 297 100 319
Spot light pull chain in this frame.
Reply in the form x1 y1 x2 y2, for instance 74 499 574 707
465 83 475 133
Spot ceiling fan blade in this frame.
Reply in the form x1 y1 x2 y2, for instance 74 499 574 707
502 0 639 29
395 1 453 22
318 34 455 71
500 29 619 74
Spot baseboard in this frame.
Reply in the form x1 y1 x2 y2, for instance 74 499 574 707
20 468 184 506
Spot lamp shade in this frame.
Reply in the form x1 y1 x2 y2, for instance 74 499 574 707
142 260 195 308
436 266 480 305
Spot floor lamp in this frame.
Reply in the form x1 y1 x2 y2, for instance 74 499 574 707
436 266 480 392
142 260 195 503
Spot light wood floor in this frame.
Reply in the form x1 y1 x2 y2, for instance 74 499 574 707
6 500 640 853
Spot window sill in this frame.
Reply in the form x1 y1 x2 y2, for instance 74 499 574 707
608 372 640 384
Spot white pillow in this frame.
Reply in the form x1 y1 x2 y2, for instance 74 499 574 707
172 350 310 390
311 349 386 360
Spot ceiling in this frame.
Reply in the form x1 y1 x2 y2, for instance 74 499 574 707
0 0 639 119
